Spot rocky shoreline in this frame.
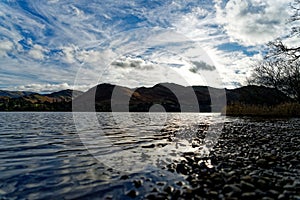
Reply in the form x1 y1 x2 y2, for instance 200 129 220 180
122 119 300 199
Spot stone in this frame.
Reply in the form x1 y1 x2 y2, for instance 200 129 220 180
277 194 286 200
267 189 279 197
241 175 252 182
144 194 157 200
120 175 129 180
223 184 242 195
126 189 138 198
257 179 268 189
163 186 174 194
133 180 143 188
156 182 166 186
142 144 155 148
256 159 268 167
176 163 189 175
175 181 184 186
262 198 274 200
208 190 219 197
241 192 256 199
240 181 255 191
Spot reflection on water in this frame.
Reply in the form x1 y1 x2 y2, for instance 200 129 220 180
0 112 224 199
75 112 225 172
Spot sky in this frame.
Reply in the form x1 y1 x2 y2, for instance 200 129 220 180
0 0 296 92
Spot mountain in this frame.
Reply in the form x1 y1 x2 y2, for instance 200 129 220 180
73 83 290 112
0 89 83 111
48 89 83 100
225 85 290 105
0 90 36 98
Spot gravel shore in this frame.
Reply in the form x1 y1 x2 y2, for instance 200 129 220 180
125 118 300 200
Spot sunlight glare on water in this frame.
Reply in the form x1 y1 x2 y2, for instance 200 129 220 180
75 112 225 172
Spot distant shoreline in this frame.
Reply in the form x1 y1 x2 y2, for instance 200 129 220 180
1 83 298 116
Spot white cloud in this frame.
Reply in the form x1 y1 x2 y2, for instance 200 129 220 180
11 82 93 93
283 36 300 49
61 45 78 64
60 45 105 65
28 44 47 60
0 39 14 57
111 56 155 70
215 0 293 46
77 49 104 64
12 83 70 93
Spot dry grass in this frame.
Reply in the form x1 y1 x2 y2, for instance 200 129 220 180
223 102 300 117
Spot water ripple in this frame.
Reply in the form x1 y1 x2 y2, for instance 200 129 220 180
0 112 224 199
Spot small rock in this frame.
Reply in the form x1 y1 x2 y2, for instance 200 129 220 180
142 144 155 148
175 181 184 186
126 189 138 198
223 184 242 195
133 180 143 188
104 195 113 200
261 197 274 200
277 194 286 200
227 170 236 177
163 186 174 193
254 189 265 197
271 150 277 155
267 189 279 197
241 192 256 199
257 179 268 189
156 181 166 186
145 178 152 182
208 190 219 197
107 168 113 172
168 168 175 173
290 159 298 165
256 159 268 167
176 163 189 175
241 175 252 182
283 183 295 190
144 194 157 200
120 175 129 180
241 181 255 191
172 189 182 198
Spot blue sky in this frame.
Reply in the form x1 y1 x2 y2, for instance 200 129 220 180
0 0 295 92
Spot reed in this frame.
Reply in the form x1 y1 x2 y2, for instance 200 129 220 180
223 102 300 117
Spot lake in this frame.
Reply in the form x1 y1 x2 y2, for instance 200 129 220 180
0 112 299 199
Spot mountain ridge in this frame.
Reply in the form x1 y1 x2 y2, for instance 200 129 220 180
0 83 291 112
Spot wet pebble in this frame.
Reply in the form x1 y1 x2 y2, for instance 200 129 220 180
133 180 143 188
126 189 138 198
163 185 174 194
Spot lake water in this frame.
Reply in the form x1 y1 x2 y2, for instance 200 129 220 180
0 112 227 199
1 112 298 199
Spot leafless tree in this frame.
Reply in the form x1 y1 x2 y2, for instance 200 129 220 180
249 0 300 102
